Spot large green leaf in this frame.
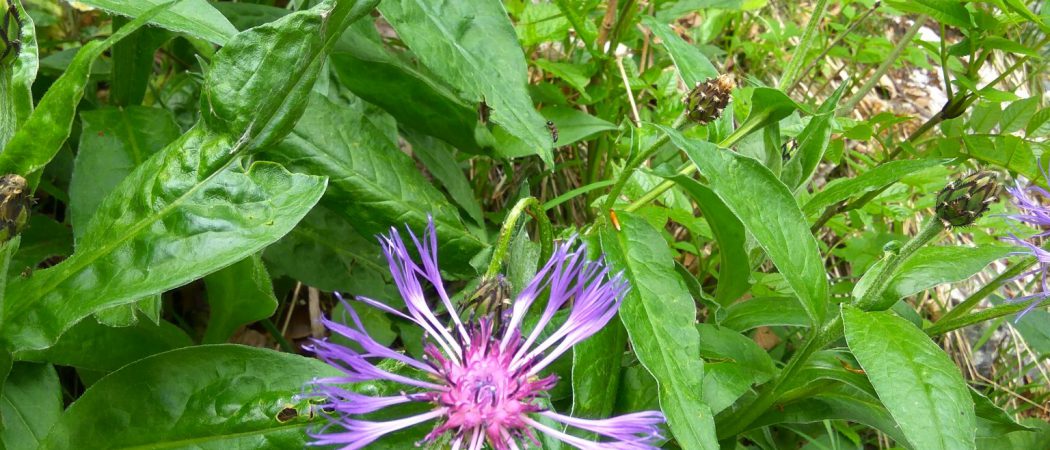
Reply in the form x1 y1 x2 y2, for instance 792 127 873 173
784 82 848 191
40 345 342 449
0 0 37 149
378 0 554 164
696 324 775 414
71 105 180 237
671 176 750 306
0 363 61 449
571 314 627 418
642 16 718 86
75 0 237 45
1 0 376 351
721 297 810 331
600 213 717 450
331 20 482 154
802 159 947 216
885 0 972 29
843 306 976 450
202 255 278 344
752 385 909 445
871 245 1013 310
16 317 192 372
71 106 181 325
0 3 173 181
663 126 829 325
265 93 485 275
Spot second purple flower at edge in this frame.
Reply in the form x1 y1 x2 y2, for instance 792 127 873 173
305 219 667 450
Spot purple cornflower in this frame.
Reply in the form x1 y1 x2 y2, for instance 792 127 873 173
305 220 666 450
1002 171 1050 320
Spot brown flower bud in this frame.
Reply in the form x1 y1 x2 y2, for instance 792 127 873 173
0 174 30 242
683 74 735 125
935 171 1000 228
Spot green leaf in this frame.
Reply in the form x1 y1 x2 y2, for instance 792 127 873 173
599 213 717 450
263 205 394 297
540 107 617 147
265 93 484 276
0 0 38 149
571 314 627 418
331 20 482 154
70 106 180 241
874 245 1013 309
786 82 848 190
642 15 718 86
0 237 18 326
670 176 750 306
1 0 374 351
550 0 599 48
202 255 278 344
958 135 1042 184
534 59 592 100
662 126 829 325
803 159 947 216
722 296 810 331
0 2 175 181
405 132 486 227
378 0 555 164
41 345 342 449
730 88 800 142
1025 108 1050 138
7 217 70 279
752 385 909 445
885 0 972 29
109 16 171 107
0 363 61 450
74 0 237 45
696 324 775 413
999 97 1039 134
843 306 976 450
15 317 192 372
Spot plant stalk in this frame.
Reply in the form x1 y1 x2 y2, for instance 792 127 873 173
855 217 944 310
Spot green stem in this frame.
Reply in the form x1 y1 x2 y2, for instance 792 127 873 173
925 297 1050 336
839 18 925 114
600 113 690 211
484 197 553 279
855 218 944 311
779 0 829 91
717 315 844 438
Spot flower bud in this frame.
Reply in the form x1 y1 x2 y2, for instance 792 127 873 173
0 174 30 243
683 74 734 125
935 171 1000 228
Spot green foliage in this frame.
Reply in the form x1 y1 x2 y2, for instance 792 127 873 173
0 0 1046 448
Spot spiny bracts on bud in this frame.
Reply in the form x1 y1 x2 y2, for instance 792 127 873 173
683 74 735 125
0 174 30 243
935 171 1000 228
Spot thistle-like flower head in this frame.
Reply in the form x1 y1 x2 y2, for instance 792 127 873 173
682 74 734 125
306 220 665 449
935 171 1000 228
1002 167 1050 320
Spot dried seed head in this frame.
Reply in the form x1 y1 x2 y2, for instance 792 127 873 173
0 173 30 242
683 74 735 125
935 171 1000 228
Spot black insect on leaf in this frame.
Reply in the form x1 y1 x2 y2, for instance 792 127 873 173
546 120 558 144
478 97 492 126
935 171 1000 228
